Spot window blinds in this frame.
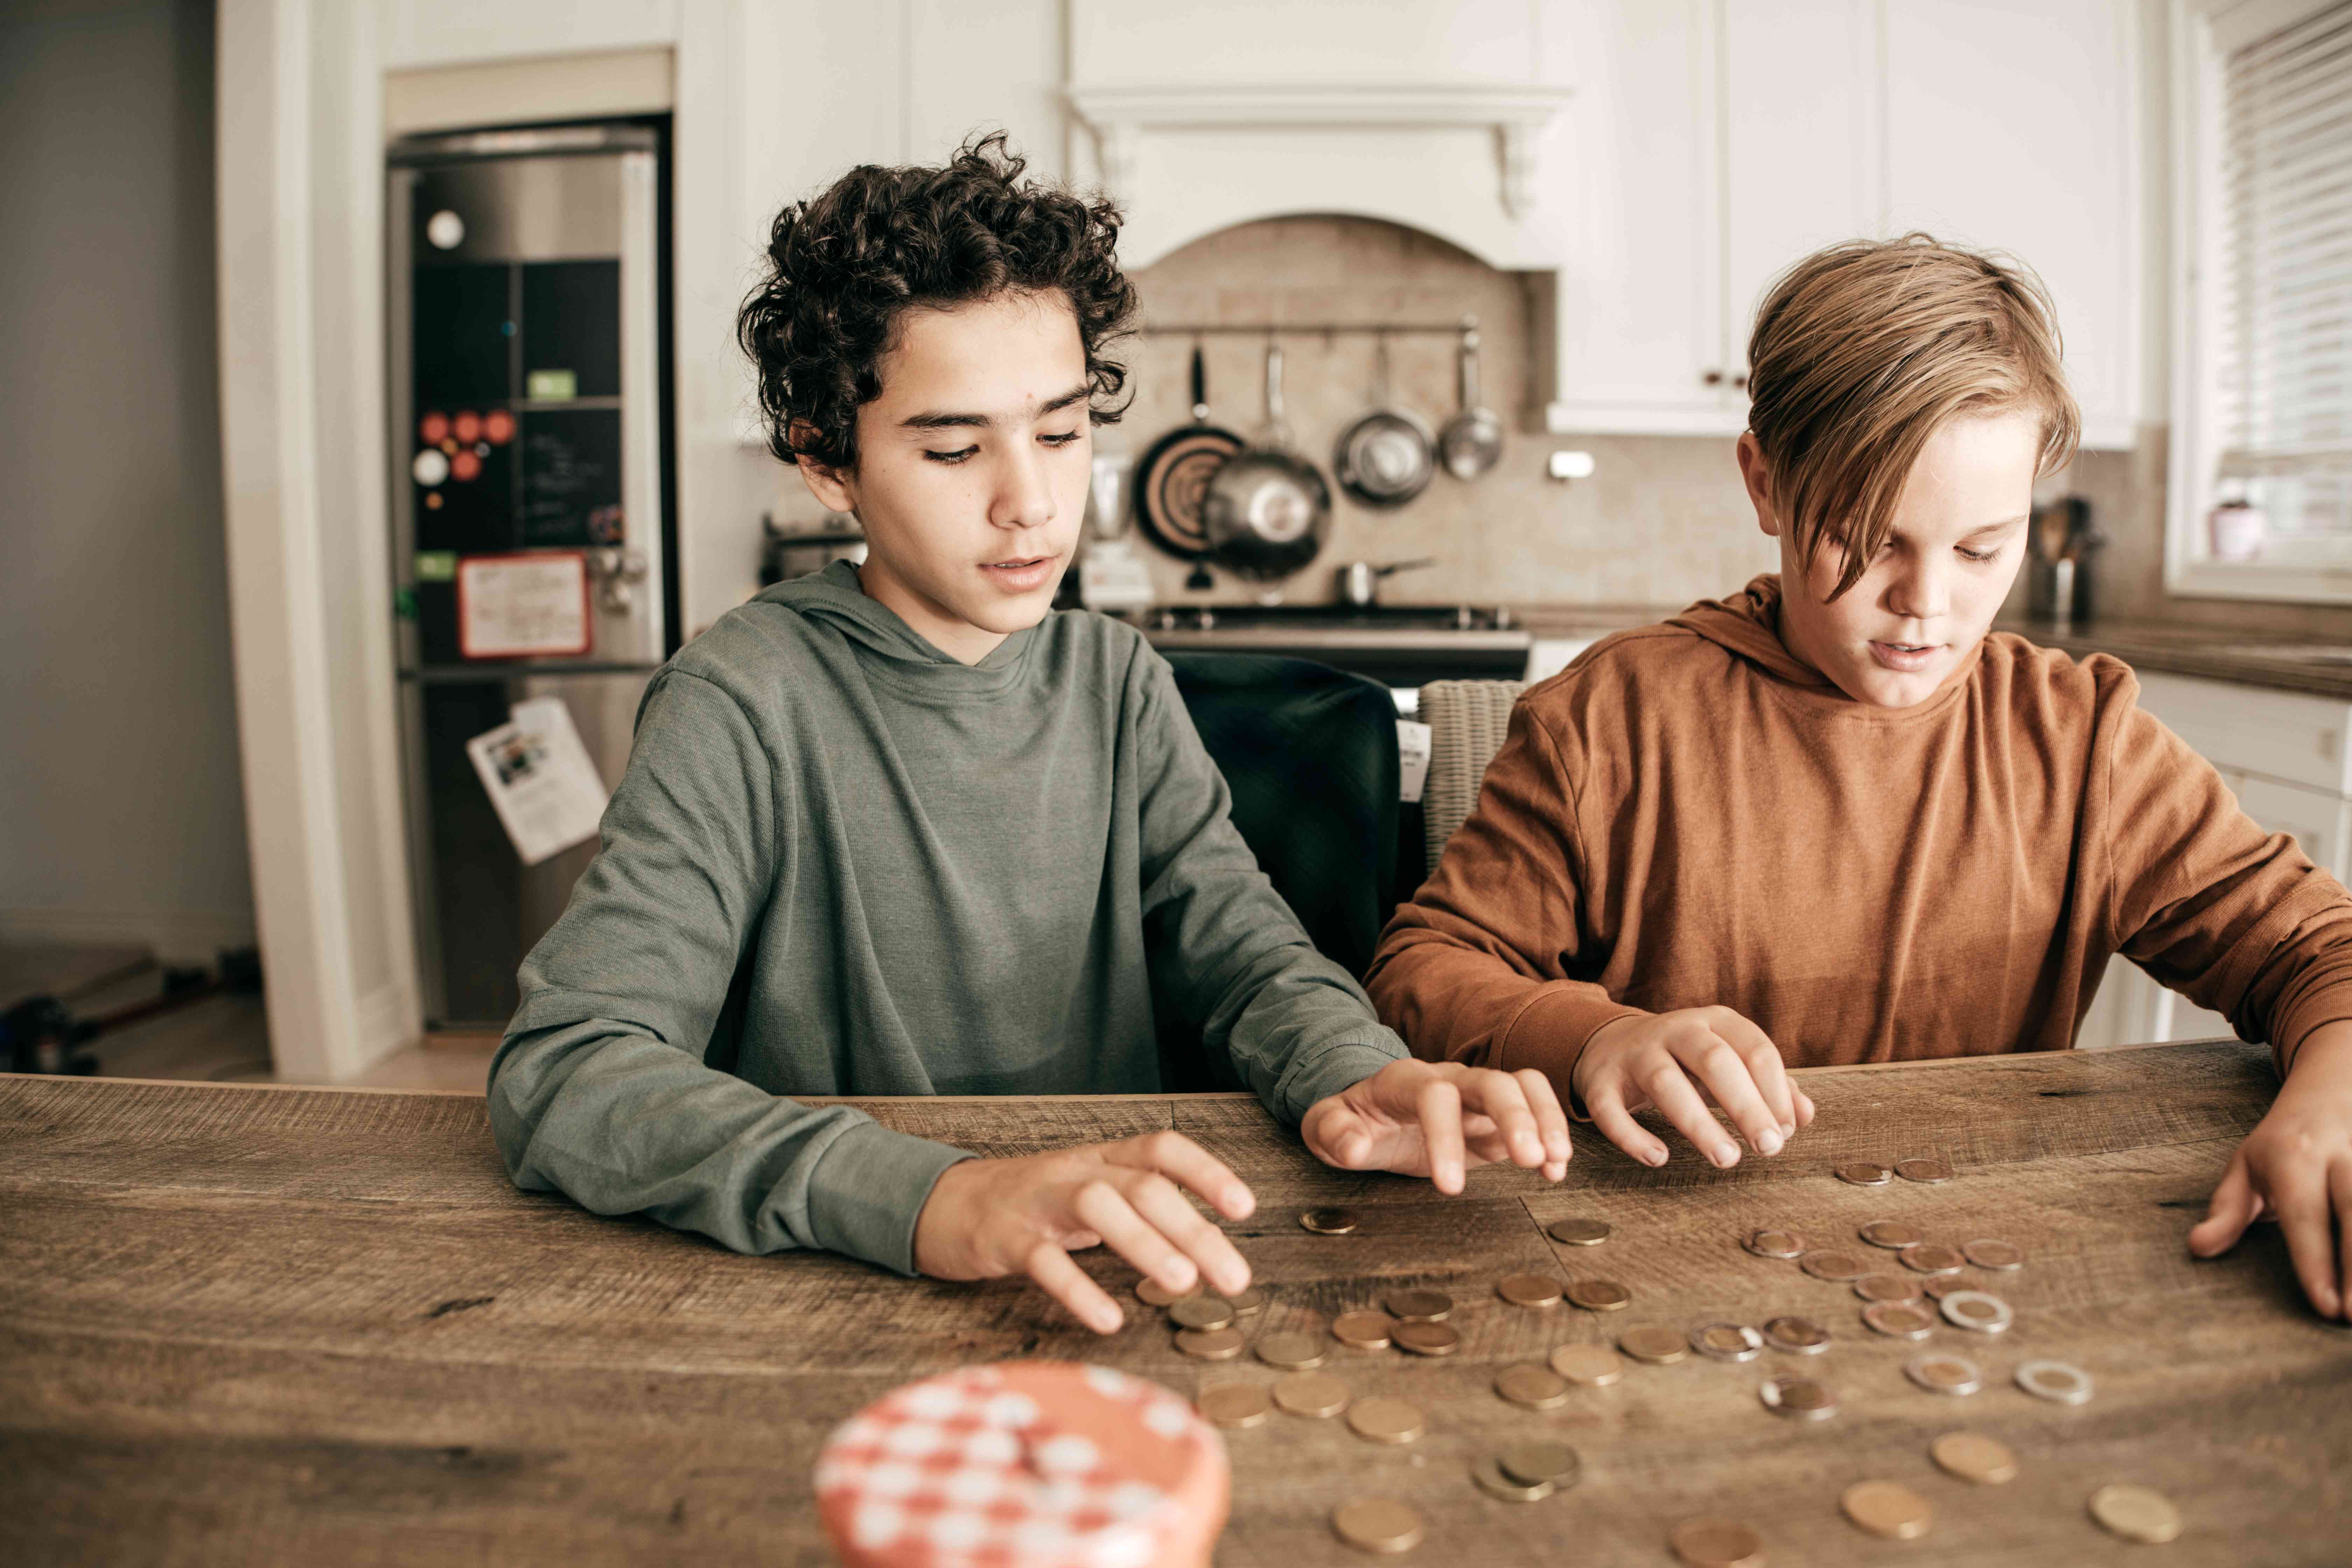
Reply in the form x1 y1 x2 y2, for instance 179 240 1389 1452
2218 2 2352 537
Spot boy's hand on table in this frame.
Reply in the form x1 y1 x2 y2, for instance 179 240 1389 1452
2190 1028 2352 1320
912 1131 1254 1336
1301 1059 1573 1192
1572 1007 1815 1169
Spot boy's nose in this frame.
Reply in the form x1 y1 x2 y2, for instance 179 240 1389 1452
1886 562 1951 623
991 448 1057 532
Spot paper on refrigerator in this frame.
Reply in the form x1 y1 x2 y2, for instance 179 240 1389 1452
464 696 611 866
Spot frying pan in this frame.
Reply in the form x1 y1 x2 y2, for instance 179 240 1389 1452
1438 325 1504 481
1203 342 1332 582
1133 344 1244 564
1333 333 1435 508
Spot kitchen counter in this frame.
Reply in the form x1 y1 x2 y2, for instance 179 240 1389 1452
1998 619 2352 701
4 1043 2339 1565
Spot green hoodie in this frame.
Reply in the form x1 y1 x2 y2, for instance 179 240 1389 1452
489 562 1407 1274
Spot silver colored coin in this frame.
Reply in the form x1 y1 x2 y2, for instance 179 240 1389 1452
1937 1290 2013 1334
2015 1359 2095 1405
1904 1353 1983 1396
1762 1315 1831 1355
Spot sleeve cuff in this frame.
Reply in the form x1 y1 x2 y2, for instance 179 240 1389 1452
1278 1031 1413 1124
799 1118 975 1278
1496 985 1647 1120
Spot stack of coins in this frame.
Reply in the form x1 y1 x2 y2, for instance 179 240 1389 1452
1473 1440 1580 1503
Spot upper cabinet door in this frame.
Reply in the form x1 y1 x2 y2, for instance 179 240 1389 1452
1881 0 2141 445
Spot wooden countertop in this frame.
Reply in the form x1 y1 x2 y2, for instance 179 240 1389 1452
3 1043 2342 1566
1996 620 2352 700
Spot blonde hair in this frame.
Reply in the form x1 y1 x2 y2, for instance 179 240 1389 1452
1745 233 2081 598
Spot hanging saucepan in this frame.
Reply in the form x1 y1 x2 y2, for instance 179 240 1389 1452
1203 342 1331 582
1133 344 1244 567
1333 332 1435 508
1438 323 1504 481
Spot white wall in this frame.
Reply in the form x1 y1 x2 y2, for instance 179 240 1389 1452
0 0 257 965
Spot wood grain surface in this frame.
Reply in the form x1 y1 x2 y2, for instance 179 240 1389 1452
3 1042 2346 1566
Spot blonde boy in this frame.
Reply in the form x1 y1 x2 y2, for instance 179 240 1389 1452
1367 235 2352 1320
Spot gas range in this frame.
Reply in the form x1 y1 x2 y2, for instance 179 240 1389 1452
1128 604 1531 687
1139 604 1517 633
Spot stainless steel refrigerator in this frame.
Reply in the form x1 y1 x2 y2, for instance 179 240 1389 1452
387 122 675 1029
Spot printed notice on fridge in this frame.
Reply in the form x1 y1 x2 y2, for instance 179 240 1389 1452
457 551 592 659
465 697 610 866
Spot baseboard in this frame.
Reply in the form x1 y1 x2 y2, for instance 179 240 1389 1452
0 908 256 967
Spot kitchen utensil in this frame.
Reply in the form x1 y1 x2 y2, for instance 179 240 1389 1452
1133 344 1244 565
1333 334 1435 508
1337 558 1436 607
1203 342 1332 582
1437 325 1504 481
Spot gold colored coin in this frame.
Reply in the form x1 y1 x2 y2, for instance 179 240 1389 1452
1566 1279 1632 1311
1223 1285 1269 1316
1859 1219 1925 1249
1394 1320 1461 1357
1619 1324 1690 1364
1384 1288 1452 1322
1331 1310 1396 1349
1742 1226 1807 1259
1759 1376 1836 1419
2089 1484 2182 1545
1762 1315 1830 1354
1930 1431 2019 1485
1899 1243 1967 1275
1256 1330 1327 1370
1345 1395 1426 1444
1895 1156 1953 1184
1472 1455 1556 1503
1692 1323 1762 1362
1497 1439 1580 1488
1175 1326 1245 1360
1962 1239 2025 1271
1136 1275 1202 1307
1854 1272 1922 1303
1549 1342 1624 1385
1301 1207 1360 1235
1799 1249 1868 1282
1497 1272 1564 1308
1670 1518 1766 1568
1841 1479 1933 1540
1272 1370 1351 1419
1494 1362 1572 1409
1548 1217 1612 1246
1834 1161 1892 1186
1862 1301 1936 1340
1331 1497 1424 1554
1197 1382 1271 1429
1169 1296 1235 1331
1921 1274 1974 1302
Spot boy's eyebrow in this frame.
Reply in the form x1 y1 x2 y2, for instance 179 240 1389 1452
899 382 1094 431
1962 512 2031 540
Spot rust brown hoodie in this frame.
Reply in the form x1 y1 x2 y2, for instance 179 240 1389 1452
1366 575 2352 1079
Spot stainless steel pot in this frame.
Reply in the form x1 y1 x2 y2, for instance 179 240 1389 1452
1203 342 1332 582
1437 326 1504 481
1333 334 1435 508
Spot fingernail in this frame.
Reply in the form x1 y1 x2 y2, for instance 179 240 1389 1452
1647 1148 1668 1167
1759 1129 1784 1156
1781 1121 1796 1139
1713 1144 1738 1168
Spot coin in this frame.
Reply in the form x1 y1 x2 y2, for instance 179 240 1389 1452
1671 1519 1766 1568
1854 1272 1923 1303
1272 1370 1351 1419
1548 1217 1612 1246
1473 1455 1556 1502
1169 1296 1236 1331
1494 1362 1572 1409
1898 1243 1966 1275
1549 1342 1624 1385
1224 1285 1269 1316
1759 1376 1836 1420
1497 1272 1564 1308
1175 1326 1245 1360
1962 1239 2024 1270
1920 1274 1974 1302
1930 1431 2019 1484
1566 1279 1632 1311
2089 1484 2181 1545
1862 1301 1936 1340
1385 1288 1453 1322
1497 1439 1580 1488
1345 1395 1425 1444
1691 1322 1763 1362
1904 1352 1983 1395
1799 1249 1868 1282
1332 1497 1424 1554
1301 1207 1360 1235
1895 1156 1953 1183
1256 1330 1327 1370
1937 1290 2012 1334
1619 1324 1690 1364
1136 1275 1202 1307
2015 1359 2094 1405
1859 1219 1926 1248
1834 1161 1893 1186
1393 1320 1461 1357
1198 1383 1271 1428
1841 1479 1933 1540
1742 1226 1806 1258
1762 1315 1830 1354
1331 1310 1396 1350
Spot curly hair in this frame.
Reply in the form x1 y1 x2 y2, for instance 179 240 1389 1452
737 132 1139 471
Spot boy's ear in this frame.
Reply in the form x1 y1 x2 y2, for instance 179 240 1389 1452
790 419 858 512
1735 432 1782 539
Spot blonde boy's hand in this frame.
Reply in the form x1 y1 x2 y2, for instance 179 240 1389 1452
2189 1029 2352 1320
1573 1007 1816 1168
913 1131 1254 1336
1301 1058 1574 1192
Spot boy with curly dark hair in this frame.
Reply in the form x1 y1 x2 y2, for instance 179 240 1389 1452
488 136 1573 1332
